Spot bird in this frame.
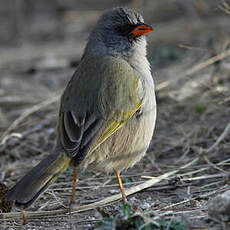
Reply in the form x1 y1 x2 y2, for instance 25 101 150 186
6 6 156 217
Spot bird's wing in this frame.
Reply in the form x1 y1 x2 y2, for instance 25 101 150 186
58 56 142 163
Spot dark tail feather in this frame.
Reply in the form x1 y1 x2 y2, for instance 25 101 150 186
5 153 71 208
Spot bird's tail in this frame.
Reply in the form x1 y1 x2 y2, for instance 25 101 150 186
5 152 71 208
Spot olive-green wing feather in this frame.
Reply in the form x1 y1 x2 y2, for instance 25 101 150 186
58 56 142 163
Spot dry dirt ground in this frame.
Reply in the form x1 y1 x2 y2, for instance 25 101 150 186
0 1 230 229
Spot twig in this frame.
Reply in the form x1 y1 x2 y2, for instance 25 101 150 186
181 173 227 182
177 158 230 180
218 1 230 15
203 156 227 174
1 170 177 220
219 96 230 104
156 49 230 91
0 94 60 146
178 44 206 51
205 122 230 153
200 122 230 173
0 133 22 145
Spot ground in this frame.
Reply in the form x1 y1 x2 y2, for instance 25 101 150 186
0 1 230 229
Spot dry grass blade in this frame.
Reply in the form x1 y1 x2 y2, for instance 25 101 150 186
200 122 230 174
218 1 230 15
1 170 176 220
1 157 201 220
0 94 60 146
156 49 230 91
205 122 230 153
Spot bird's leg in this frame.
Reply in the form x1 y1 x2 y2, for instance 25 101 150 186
115 170 127 203
20 207 26 225
69 168 77 213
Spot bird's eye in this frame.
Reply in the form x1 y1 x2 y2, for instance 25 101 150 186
115 24 136 37
115 25 126 35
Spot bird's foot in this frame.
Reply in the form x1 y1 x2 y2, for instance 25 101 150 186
19 208 27 229
69 199 75 215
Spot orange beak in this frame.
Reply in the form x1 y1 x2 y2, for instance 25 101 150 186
132 23 153 37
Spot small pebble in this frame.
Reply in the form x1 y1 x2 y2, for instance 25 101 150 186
208 190 230 221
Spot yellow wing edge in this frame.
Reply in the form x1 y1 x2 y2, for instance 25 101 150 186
89 101 142 153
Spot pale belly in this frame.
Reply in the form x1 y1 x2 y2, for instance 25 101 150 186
80 97 156 173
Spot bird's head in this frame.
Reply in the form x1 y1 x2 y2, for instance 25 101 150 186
84 7 153 59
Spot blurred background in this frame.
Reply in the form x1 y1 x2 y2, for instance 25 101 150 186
0 0 230 109
0 0 230 94
0 0 230 229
